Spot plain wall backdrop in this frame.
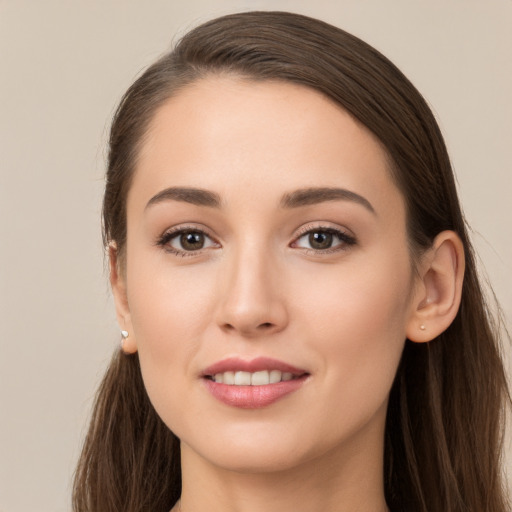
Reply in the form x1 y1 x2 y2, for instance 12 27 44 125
1 1 511 510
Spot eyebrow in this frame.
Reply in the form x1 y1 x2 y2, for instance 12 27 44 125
145 187 222 210
280 187 376 214
145 186 375 214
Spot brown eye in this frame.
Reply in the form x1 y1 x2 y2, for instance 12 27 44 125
159 228 218 255
293 227 357 253
308 231 333 250
180 231 205 251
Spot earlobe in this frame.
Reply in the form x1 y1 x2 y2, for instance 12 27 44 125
406 231 465 343
109 243 138 354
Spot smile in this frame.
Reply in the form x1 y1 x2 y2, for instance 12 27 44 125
208 370 299 386
201 357 309 408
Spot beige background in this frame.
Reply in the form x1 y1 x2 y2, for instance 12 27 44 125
1 1 511 510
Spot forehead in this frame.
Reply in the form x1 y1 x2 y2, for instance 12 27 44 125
130 77 404 219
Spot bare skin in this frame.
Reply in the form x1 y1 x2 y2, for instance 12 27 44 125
111 77 464 512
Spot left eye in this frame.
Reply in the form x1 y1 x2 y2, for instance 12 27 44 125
293 228 355 251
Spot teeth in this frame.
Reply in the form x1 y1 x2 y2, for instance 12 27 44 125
269 369 281 383
211 370 300 386
251 370 269 385
223 371 235 385
234 371 251 385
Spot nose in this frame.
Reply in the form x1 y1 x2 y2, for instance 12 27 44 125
215 246 288 338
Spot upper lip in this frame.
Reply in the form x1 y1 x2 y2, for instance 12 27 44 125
201 357 308 377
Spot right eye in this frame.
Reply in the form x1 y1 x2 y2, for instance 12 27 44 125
157 228 219 256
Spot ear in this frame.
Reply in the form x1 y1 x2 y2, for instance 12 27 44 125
406 230 465 343
109 244 138 354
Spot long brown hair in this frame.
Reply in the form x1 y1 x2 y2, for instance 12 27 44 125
73 11 510 512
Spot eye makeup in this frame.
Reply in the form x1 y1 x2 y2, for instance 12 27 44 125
155 221 357 258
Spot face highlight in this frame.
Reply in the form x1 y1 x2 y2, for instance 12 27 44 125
114 77 421 474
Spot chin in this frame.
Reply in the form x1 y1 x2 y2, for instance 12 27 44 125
193 440 312 474
175 418 311 473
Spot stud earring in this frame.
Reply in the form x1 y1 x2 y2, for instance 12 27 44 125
121 330 129 339
420 325 426 331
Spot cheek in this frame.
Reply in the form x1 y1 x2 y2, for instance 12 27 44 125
126 259 217 399
296 248 411 324
292 250 412 396
128 250 215 334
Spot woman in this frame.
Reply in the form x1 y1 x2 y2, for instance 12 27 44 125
73 11 510 512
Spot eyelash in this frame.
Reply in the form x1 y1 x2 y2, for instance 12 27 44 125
156 224 357 257
156 225 219 257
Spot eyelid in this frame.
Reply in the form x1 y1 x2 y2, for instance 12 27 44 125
293 221 355 239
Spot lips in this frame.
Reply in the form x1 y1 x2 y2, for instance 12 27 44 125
201 357 309 409
202 356 307 376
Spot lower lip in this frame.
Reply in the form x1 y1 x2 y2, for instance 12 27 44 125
203 377 307 409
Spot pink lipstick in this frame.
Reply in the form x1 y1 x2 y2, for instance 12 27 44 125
201 357 309 409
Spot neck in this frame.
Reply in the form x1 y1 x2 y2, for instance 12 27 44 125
175 418 389 512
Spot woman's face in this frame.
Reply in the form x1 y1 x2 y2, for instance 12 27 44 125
117 77 422 473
